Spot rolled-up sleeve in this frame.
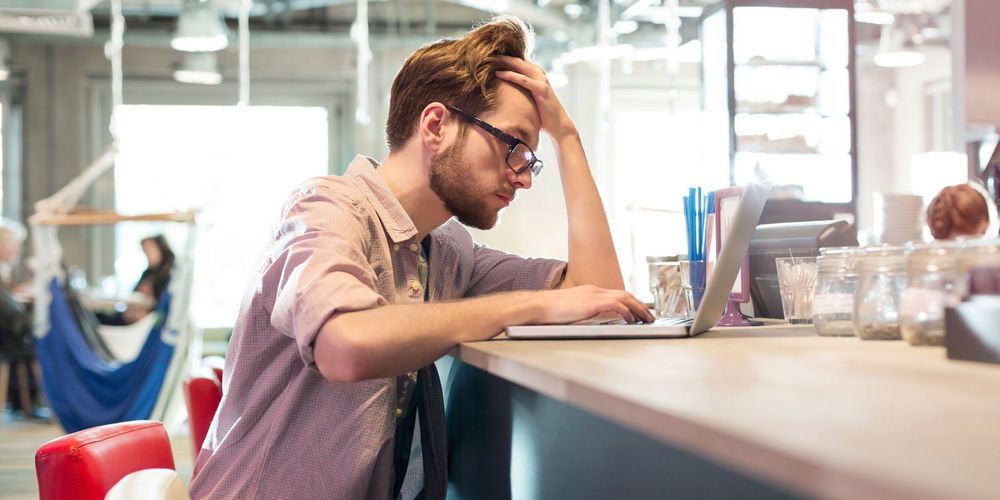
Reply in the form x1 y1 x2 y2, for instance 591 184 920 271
464 243 567 297
265 183 386 370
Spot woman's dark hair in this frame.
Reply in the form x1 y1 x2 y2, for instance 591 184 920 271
138 235 175 302
141 234 175 272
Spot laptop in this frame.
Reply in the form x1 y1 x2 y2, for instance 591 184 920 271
505 181 772 339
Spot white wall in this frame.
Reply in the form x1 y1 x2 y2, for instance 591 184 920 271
854 45 955 240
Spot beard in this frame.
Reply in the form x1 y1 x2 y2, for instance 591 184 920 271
429 141 514 230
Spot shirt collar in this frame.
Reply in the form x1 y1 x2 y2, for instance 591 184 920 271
345 155 419 244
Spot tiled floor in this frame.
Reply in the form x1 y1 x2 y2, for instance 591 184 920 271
0 412 193 499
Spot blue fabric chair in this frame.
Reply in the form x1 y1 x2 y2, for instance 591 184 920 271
36 278 174 432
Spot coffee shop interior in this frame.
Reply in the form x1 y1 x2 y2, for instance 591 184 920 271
2 0 1000 499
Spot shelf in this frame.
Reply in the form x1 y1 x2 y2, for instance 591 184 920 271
736 149 822 156
738 59 826 69
736 108 827 116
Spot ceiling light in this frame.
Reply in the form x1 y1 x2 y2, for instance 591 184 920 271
171 0 228 52
854 1 895 25
614 20 639 34
873 24 925 68
563 4 584 19
173 51 223 85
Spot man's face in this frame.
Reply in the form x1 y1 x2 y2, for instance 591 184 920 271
429 82 541 230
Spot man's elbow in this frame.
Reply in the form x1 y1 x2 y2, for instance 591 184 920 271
314 318 371 383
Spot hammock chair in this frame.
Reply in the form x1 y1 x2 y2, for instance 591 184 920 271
30 205 198 433
29 151 199 433
24 0 204 433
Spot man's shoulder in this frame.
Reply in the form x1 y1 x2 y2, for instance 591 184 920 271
282 174 366 211
432 218 473 248
291 174 359 199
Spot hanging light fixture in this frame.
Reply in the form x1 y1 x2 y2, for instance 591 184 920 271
854 0 895 25
173 51 223 85
171 0 229 52
873 22 925 68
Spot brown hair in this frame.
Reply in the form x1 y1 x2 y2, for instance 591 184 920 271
926 184 989 239
385 16 534 151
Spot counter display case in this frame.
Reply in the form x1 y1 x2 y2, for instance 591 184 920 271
702 0 858 221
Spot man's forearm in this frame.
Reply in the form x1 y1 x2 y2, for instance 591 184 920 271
313 292 539 382
553 132 625 290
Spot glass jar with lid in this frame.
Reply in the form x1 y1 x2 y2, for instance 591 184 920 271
899 242 961 346
854 246 907 340
812 246 860 336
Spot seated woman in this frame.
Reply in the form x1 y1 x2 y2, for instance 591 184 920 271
98 235 175 325
926 183 998 240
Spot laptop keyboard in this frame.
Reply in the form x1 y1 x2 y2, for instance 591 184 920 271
593 317 693 327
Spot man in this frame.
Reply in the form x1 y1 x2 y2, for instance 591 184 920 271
0 218 36 416
190 16 652 500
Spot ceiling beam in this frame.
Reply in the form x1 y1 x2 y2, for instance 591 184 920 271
441 0 569 31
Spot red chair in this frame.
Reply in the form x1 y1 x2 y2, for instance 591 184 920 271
183 366 222 459
202 356 225 387
35 420 175 500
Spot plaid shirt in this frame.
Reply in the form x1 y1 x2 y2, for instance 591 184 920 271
189 155 566 499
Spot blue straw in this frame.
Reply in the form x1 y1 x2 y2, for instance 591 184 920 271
683 196 692 258
689 188 696 258
696 187 703 260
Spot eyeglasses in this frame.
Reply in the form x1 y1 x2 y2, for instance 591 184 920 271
445 105 544 177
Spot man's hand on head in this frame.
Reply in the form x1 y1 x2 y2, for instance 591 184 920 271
495 56 578 142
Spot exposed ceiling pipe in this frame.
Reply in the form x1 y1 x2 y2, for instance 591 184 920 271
440 0 569 31
354 0 371 126
238 0 250 105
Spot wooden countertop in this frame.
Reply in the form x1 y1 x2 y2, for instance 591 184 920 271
451 325 1000 500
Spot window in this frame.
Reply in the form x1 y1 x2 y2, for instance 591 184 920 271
611 103 728 300
112 105 329 328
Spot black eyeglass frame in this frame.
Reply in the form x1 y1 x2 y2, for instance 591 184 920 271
445 104 544 177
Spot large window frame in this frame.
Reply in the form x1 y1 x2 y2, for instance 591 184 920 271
0 79 23 221
85 77 352 287
701 0 859 224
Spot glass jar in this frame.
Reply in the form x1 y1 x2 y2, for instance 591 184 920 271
647 256 686 318
812 247 860 336
854 246 907 340
899 242 961 346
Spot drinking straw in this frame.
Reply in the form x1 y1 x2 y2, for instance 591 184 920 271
696 186 703 260
683 195 692 258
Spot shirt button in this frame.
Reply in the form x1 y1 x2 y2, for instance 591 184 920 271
395 408 403 418
392 244 400 251
408 243 419 252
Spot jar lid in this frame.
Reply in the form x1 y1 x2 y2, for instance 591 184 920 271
956 238 1000 269
906 241 960 271
819 246 861 256
905 240 962 256
647 255 684 263
859 245 905 256
858 245 906 270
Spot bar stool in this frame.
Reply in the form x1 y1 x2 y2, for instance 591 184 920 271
35 420 175 500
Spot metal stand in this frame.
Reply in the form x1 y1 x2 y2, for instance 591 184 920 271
718 299 761 327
